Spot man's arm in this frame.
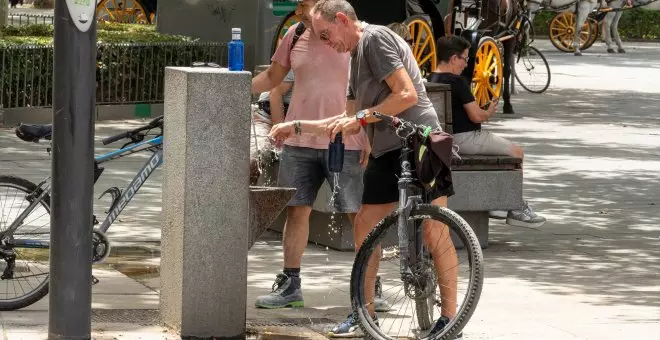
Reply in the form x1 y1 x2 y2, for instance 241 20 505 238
463 98 498 123
269 81 293 124
345 99 357 117
251 62 290 94
362 67 417 123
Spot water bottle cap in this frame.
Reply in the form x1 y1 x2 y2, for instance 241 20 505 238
232 28 241 34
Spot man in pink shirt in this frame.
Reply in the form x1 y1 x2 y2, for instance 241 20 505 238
251 0 367 309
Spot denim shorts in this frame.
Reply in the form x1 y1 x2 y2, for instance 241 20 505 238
277 145 363 213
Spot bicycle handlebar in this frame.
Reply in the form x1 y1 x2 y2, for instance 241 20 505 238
101 115 164 145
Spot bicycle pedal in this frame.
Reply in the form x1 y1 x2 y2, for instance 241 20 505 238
92 275 99 285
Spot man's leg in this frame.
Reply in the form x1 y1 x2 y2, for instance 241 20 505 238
329 150 399 337
254 146 325 309
454 130 545 227
282 205 312 269
424 196 458 319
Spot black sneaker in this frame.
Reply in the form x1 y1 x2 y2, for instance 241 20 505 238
429 315 463 339
254 273 304 308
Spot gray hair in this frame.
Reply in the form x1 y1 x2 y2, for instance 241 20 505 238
312 0 358 22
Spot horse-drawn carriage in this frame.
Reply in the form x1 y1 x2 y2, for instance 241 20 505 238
271 0 551 111
95 0 158 24
537 0 660 53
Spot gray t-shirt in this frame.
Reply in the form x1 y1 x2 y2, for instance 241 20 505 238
258 69 295 103
348 23 440 158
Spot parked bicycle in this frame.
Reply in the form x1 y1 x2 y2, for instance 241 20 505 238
0 115 164 310
350 112 484 339
501 7 552 94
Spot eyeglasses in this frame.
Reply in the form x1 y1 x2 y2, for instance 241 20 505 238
454 55 469 63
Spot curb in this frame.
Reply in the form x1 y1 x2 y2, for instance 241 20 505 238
0 103 163 127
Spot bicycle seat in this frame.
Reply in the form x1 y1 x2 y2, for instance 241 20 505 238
15 123 52 142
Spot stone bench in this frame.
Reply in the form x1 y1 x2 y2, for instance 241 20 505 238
265 82 523 249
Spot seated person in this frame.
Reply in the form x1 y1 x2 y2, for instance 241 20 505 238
427 36 546 228
249 69 294 185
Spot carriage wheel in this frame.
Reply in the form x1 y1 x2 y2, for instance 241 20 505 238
548 12 591 53
96 0 151 24
472 37 503 108
271 11 303 56
582 17 600 51
404 15 438 77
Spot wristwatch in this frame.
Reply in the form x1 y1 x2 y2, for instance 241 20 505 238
355 110 368 127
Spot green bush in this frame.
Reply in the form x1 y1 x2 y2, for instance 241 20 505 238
532 8 660 40
1 23 227 108
0 22 196 46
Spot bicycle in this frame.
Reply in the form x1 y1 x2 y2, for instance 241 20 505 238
350 112 484 340
502 8 552 94
0 115 164 310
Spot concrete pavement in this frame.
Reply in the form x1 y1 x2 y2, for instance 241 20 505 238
0 40 658 339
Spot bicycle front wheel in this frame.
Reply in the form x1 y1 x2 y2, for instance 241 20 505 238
350 204 484 340
0 176 51 310
514 45 551 94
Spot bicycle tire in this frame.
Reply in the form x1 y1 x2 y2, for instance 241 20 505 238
0 175 51 311
514 46 551 94
414 245 436 330
350 204 484 340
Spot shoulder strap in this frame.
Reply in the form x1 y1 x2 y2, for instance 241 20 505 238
290 22 306 51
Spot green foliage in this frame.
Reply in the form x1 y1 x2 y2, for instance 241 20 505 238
0 22 195 46
532 8 660 40
0 23 226 108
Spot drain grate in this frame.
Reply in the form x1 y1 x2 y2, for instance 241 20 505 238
92 309 160 325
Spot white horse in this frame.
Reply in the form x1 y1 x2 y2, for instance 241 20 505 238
596 0 660 54
523 0 603 54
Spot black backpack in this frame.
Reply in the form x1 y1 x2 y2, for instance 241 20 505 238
290 22 306 51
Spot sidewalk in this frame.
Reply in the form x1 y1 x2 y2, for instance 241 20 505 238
0 40 658 339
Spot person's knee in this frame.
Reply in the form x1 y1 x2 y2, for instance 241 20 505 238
510 143 524 159
286 206 312 226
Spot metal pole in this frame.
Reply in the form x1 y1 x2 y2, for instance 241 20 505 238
49 0 97 339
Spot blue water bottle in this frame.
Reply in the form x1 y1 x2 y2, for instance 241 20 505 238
228 27 244 71
328 132 345 173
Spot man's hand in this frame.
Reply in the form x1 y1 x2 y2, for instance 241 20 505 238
359 144 371 169
326 116 362 138
268 122 295 148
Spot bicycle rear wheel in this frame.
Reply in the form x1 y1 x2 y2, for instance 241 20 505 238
350 204 484 339
0 176 51 310
514 45 551 94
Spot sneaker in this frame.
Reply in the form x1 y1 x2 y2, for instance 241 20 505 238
254 273 304 309
489 210 508 219
506 201 546 228
374 276 392 312
328 312 378 338
429 315 463 339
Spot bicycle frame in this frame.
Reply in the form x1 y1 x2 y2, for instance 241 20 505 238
95 135 163 233
395 137 426 279
2 134 163 249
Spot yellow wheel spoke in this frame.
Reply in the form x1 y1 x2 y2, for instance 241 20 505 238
418 52 434 66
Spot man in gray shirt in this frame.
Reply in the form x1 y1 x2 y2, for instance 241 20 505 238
267 0 462 337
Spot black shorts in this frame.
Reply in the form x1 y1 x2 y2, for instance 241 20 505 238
362 148 455 205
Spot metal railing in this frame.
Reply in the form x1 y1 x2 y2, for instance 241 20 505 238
7 13 55 26
0 41 227 109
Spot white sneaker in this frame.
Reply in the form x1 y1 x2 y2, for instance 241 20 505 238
506 201 546 228
489 210 508 219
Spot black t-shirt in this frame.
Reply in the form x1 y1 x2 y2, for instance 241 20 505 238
427 72 480 134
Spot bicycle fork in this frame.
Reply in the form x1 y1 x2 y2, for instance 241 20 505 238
396 159 423 281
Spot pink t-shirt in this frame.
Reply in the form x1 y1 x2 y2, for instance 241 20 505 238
271 23 364 151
